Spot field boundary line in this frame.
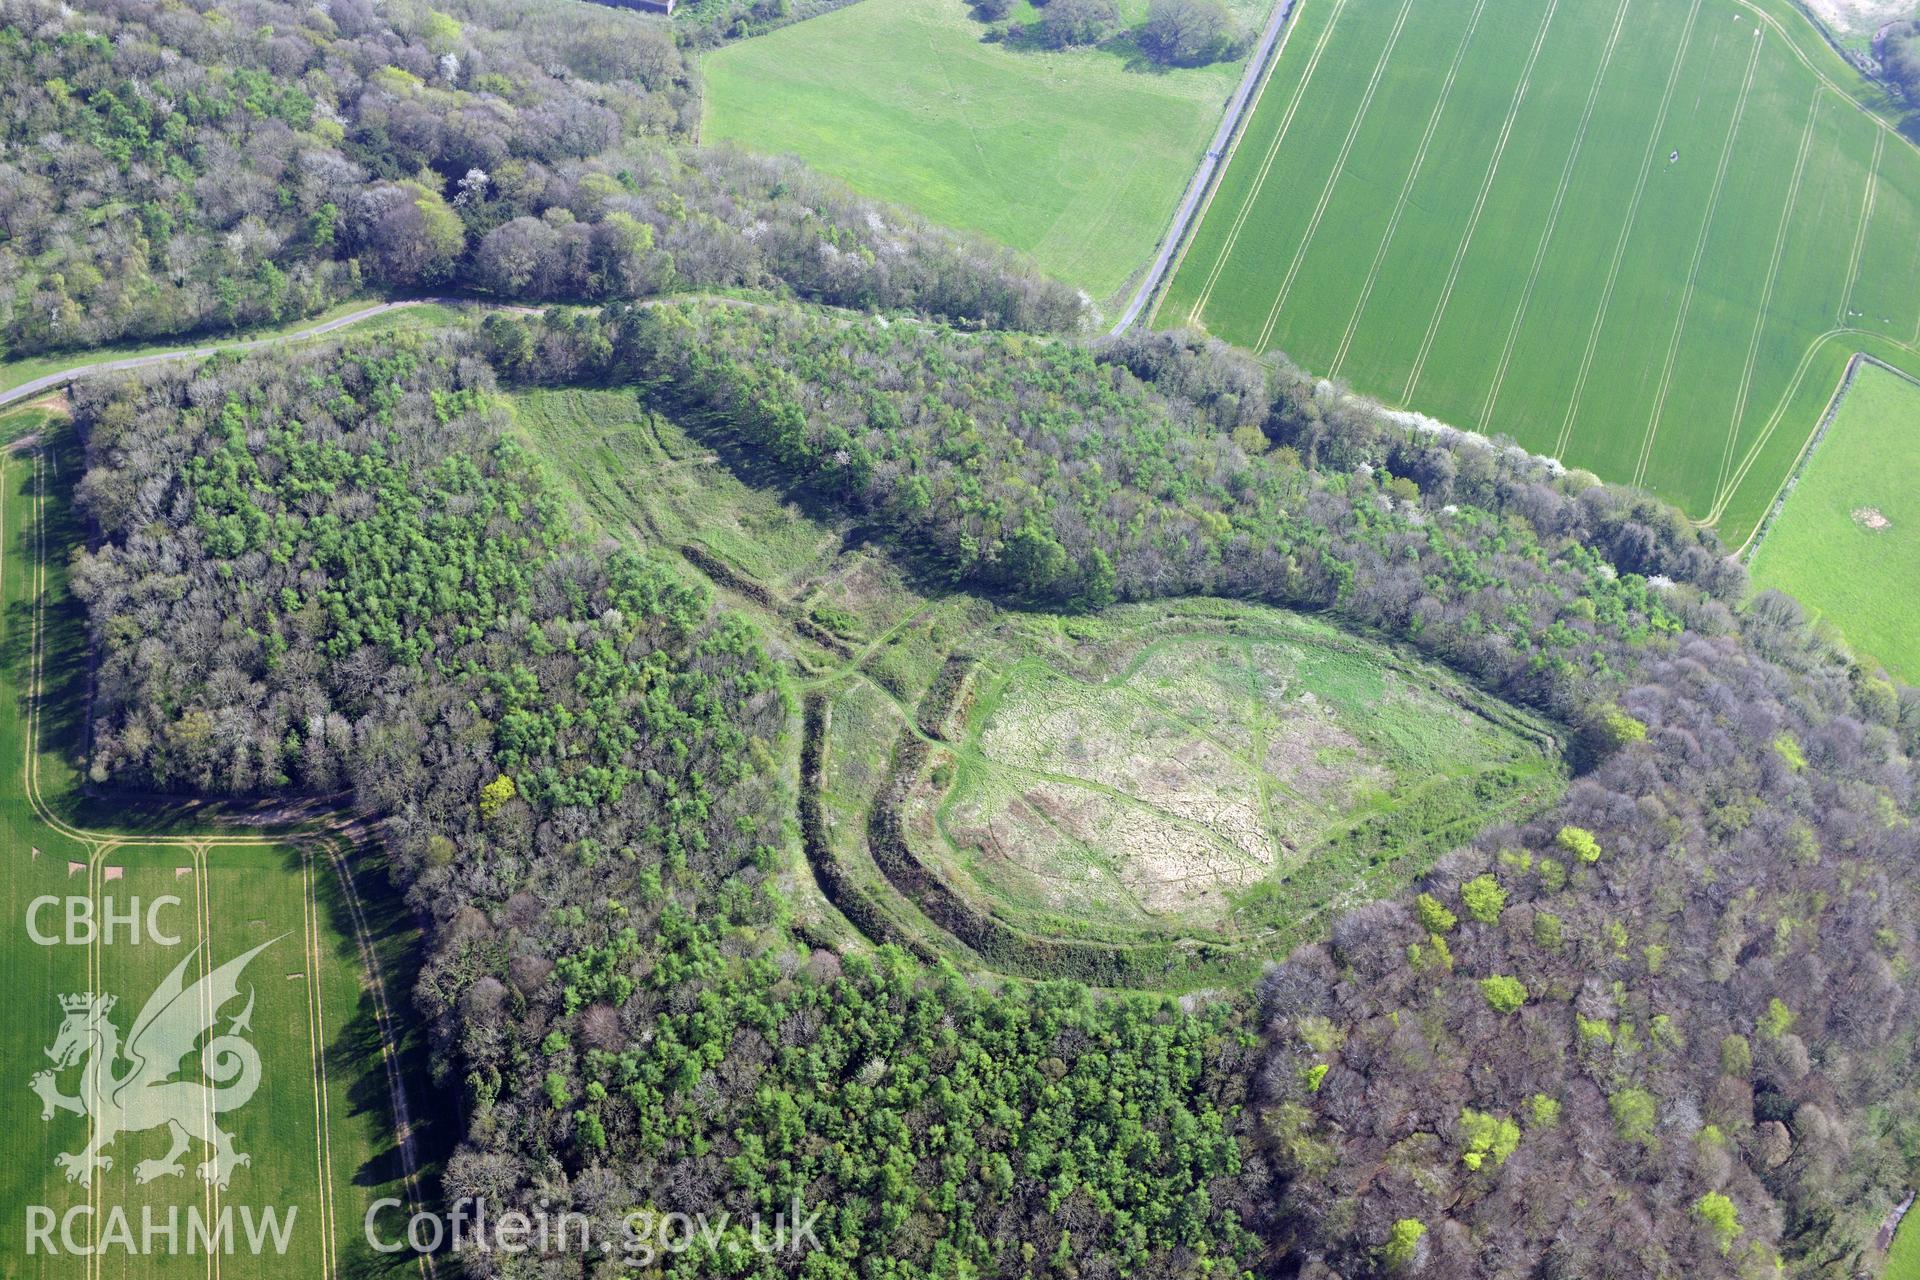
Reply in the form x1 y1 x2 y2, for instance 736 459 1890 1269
87 830 103 1279
1914 277 1920 347
302 851 331 1276
1122 0 1299 333
23 455 113 851
1718 88 1821 506
1730 352 1920 558
299 844 330 1274
1728 0 1920 163
1399 0 1563 403
311 849 342 1277
1252 0 1420 352
1712 326 1920 527
301 851 340 1276
1478 0 1635 433
195 842 224 1280
1550 0 1704 460
1714 329 1853 522
21 452 275 847
1327 0 1490 379
1732 352 1861 559
1181 0 1352 328
1838 128 1883 326
1634 25 1766 491
9 423 439 1280
317 831 438 1280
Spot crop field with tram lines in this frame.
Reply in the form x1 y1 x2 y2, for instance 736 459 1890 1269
1159 0 1920 546
0 404 435 1280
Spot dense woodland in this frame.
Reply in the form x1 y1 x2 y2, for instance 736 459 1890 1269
38 0 1920 1274
70 303 1920 1277
484 304 1725 719
0 0 1075 356
1881 20 1920 105
967 0 1242 62
71 337 1268 1279
486 302 1920 1275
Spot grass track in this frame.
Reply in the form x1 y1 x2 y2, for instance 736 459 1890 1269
1162 0 1920 545
0 302 464 401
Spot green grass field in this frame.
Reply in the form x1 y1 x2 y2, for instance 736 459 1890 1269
700 0 1266 304
1748 361 1920 682
1160 0 1920 545
0 407 435 1278
1891 1212 1920 1280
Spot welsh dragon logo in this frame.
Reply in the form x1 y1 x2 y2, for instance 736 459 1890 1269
30 939 278 1190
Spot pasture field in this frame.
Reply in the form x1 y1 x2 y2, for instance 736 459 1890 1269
1747 361 1920 682
514 389 1566 987
1160 0 1920 545
700 0 1268 304
1891 1212 1920 1280
911 605 1564 955
0 408 434 1279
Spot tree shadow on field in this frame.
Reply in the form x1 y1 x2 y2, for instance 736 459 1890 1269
291 840 455 1224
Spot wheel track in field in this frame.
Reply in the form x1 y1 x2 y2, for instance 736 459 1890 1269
1183 0 1354 328
1838 127 1883 327
4 441 436 1280
195 841 225 1280
302 848 342 1279
1251 0 1420 353
1478 0 1635 434
1717 88 1820 509
1550 0 1704 461
1326 0 1490 381
1904 234 1920 345
1633 24 1766 492
1729 0 1920 162
1709 325 1920 532
1398 0 1563 404
315 828 434 1280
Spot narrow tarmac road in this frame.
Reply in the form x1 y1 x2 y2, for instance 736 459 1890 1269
1108 0 1295 336
0 298 440 410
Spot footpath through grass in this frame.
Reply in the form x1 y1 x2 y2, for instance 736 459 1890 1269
701 0 1267 306
1748 361 1920 683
